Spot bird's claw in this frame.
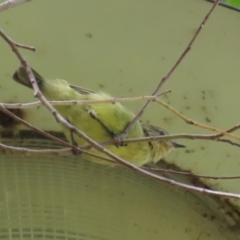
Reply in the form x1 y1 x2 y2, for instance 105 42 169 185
113 133 127 147
71 140 82 156
88 110 127 147
66 117 81 155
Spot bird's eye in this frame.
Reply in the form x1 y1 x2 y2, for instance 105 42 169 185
158 130 165 135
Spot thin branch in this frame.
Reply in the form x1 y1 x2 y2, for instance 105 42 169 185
213 124 240 139
121 0 220 138
15 42 35 51
144 167 240 180
123 133 239 144
82 135 240 156
217 138 240 148
0 141 117 162
1 95 163 109
0 29 35 51
0 0 30 12
156 98 240 141
125 135 240 149
0 29 38 95
0 142 71 156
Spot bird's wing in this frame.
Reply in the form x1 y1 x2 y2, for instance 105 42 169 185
69 84 96 95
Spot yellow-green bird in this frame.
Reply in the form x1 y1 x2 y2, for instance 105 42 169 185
13 66 185 166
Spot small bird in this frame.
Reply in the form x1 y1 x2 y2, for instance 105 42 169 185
13 66 185 166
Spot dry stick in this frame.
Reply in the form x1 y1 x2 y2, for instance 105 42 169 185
0 0 30 12
123 133 240 144
217 138 240 148
121 0 221 138
155 99 240 142
15 42 35 51
81 133 240 153
0 30 39 96
213 125 240 139
144 167 240 180
0 142 71 156
2 95 163 109
163 133 239 148
0 30 35 52
0 140 116 161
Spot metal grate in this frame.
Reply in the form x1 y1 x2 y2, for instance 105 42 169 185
0 136 238 240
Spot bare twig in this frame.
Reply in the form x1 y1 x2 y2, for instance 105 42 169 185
155 98 240 141
0 0 31 12
0 29 36 51
15 42 35 51
213 124 240 139
1 95 163 109
144 167 240 180
0 29 38 95
217 138 240 148
0 141 117 161
123 133 240 148
0 141 71 156
121 0 220 138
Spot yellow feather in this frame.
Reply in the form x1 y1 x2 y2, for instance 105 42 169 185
13 67 185 166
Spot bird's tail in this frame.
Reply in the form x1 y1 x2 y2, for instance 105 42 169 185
12 66 45 89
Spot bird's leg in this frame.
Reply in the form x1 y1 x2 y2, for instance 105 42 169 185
88 110 127 147
66 118 81 155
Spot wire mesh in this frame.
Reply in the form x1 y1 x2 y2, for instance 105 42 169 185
0 135 237 240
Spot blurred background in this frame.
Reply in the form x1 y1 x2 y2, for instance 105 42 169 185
0 0 240 239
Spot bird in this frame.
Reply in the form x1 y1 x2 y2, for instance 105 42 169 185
13 66 185 166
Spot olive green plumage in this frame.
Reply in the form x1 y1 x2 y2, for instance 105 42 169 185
13 67 185 166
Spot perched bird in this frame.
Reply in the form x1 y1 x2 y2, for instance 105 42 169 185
13 66 185 166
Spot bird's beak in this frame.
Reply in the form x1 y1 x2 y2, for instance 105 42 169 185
172 142 186 148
